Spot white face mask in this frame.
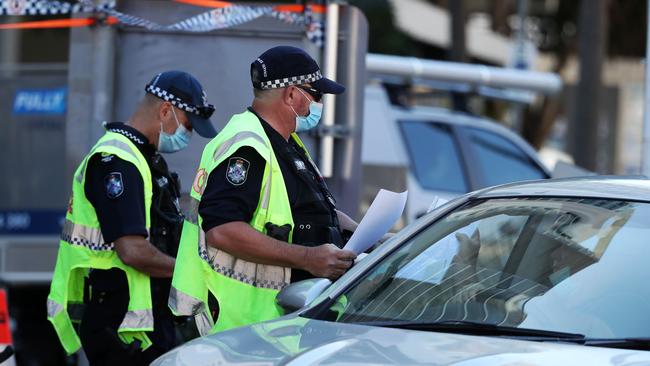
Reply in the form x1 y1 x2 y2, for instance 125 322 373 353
158 107 192 153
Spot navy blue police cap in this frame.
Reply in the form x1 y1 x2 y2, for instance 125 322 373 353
250 46 345 94
145 70 217 138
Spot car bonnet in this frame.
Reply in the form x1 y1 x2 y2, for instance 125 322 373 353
152 316 650 365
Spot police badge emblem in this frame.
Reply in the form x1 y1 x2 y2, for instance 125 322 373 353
226 157 249 186
104 172 124 199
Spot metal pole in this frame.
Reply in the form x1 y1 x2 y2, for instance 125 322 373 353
449 0 468 112
66 2 116 184
642 0 650 175
514 0 529 68
366 53 562 94
449 0 466 63
91 25 116 140
0 27 21 78
319 1 339 178
572 0 606 172
510 0 529 133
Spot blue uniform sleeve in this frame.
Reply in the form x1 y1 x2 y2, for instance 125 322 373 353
84 153 148 243
198 146 265 233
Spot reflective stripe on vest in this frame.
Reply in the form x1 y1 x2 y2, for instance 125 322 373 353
120 309 155 330
47 132 154 355
61 219 113 251
46 298 64 318
60 219 151 252
75 138 141 184
167 286 214 336
46 298 153 331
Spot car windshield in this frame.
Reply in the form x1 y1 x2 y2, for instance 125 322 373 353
323 197 650 339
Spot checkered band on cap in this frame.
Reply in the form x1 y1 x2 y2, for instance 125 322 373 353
145 85 202 117
259 70 322 90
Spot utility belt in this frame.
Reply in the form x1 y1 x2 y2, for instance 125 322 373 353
149 159 183 258
265 221 343 248
265 221 343 284
150 191 182 257
292 222 344 248
149 219 182 257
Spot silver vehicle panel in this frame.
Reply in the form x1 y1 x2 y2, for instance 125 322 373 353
155 177 650 365
154 316 650 365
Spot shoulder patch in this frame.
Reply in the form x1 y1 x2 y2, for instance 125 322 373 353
104 172 124 199
226 157 250 186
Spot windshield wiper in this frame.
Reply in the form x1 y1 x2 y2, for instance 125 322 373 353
353 320 586 341
583 338 650 351
354 320 650 351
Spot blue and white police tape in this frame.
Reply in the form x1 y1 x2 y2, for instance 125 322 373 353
0 0 114 16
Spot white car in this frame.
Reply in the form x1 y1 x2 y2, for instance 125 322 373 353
362 84 550 222
155 176 650 365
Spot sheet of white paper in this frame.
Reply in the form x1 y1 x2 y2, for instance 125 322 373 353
343 189 408 254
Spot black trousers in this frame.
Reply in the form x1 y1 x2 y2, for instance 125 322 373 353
79 288 174 366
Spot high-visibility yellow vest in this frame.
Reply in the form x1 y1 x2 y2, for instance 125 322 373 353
47 132 155 355
170 110 310 334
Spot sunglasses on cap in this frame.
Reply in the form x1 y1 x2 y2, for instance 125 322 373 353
196 104 215 118
295 85 323 103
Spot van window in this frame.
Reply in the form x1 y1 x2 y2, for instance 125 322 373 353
399 121 468 192
465 127 546 188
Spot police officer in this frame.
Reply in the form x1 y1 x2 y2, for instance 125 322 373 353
47 71 217 365
169 46 358 335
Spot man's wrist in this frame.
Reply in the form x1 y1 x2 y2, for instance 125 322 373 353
288 242 310 271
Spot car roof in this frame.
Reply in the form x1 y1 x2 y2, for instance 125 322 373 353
393 105 517 137
474 175 650 202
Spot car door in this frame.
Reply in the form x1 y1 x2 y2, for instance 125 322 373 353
398 119 549 221
398 120 472 220
455 126 549 190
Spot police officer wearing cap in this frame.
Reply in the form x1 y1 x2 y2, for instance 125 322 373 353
170 46 358 335
47 71 217 365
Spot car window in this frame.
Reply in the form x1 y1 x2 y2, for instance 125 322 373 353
465 127 547 188
399 121 468 192
323 197 650 339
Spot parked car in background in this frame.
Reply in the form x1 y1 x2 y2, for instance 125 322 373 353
154 176 650 365
361 84 551 223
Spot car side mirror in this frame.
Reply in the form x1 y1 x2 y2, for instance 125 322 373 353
276 278 332 314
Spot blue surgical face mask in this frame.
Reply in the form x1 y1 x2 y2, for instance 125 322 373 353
158 107 192 153
291 88 323 132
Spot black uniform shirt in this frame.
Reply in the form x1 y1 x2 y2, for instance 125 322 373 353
199 108 298 232
84 122 156 291
85 122 155 244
